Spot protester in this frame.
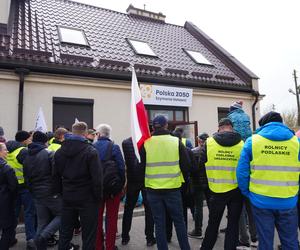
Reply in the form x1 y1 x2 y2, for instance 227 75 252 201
237 111 300 250
0 126 6 143
188 132 210 239
140 115 191 250
48 127 68 152
121 137 155 246
94 124 125 250
23 131 62 250
6 130 36 249
227 101 257 248
200 118 244 250
53 122 103 250
0 142 18 250
173 127 193 149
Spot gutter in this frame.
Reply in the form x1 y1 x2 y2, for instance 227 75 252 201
251 90 260 131
15 68 29 130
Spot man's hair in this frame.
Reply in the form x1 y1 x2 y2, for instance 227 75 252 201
96 124 112 138
54 127 68 139
72 122 88 135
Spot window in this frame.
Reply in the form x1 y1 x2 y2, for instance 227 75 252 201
128 39 156 56
217 107 229 121
58 26 88 46
53 97 94 130
185 49 213 65
146 105 187 123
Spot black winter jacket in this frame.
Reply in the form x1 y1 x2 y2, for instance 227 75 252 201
23 143 56 199
53 137 103 203
122 137 144 184
0 158 18 228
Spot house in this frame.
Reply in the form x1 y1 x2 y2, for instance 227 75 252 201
0 0 261 144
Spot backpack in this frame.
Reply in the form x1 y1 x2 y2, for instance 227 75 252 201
102 142 123 199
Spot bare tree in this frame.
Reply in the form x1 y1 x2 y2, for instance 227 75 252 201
282 109 298 130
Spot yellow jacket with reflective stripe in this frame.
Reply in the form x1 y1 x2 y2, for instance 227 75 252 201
144 135 182 189
206 137 244 193
250 134 300 198
48 143 61 152
6 147 26 184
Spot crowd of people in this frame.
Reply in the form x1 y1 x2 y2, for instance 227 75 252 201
0 100 300 250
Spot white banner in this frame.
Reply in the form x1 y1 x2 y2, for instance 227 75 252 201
140 84 193 107
34 107 47 132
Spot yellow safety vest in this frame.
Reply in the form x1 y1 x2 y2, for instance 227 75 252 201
206 137 244 193
182 138 187 146
6 147 26 184
250 134 300 198
144 135 182 189
48 137 54 145
48 143 61 152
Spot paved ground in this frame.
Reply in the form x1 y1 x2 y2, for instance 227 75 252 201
13 206 285 250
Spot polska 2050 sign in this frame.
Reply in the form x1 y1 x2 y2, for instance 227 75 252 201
140 84 193 107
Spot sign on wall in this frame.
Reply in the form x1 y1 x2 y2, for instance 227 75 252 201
140 84 193 107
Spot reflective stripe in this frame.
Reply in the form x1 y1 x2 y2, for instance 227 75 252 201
250 178 299 186
17 176 23 180
146 161 179 167
251 165 300 172
207 178 237 184
206 166 236 171
145 172 181 179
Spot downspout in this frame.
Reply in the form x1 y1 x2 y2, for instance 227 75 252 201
15 68 29 130
251 90 259 131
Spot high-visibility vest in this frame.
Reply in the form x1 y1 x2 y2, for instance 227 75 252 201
48 143 61 152
144 135 182 189
6 147 26 184
206 137 244 193
48 137 54 145
182 138 187 146
250 134 300 198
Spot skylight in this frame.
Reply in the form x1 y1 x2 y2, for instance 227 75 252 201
185 50 213 65
58 26 88 46
128 39 156 57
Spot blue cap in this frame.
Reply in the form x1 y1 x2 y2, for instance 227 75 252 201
153 115 168 128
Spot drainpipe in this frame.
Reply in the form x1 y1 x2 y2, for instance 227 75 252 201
15 68 29 130
251 90 259 131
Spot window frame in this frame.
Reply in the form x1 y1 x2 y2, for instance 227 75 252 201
183 49 213 66
57 26 90 47
127 38 158 57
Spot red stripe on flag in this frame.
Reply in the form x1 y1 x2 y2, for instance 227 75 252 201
136 99 151 149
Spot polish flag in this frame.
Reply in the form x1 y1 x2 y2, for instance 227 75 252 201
131 68 151 162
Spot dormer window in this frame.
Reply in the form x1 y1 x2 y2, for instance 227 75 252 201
184 49 213 66
128 39 157 57
58 26 89 46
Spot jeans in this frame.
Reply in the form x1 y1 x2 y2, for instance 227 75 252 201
14 188 36 241
147 190 190 250
0 226 14 250
239 198 257 244
201 188 243 250
96 193 121 250
34 195 62 240
251 205 299 250
59 201 99 250
193 184 211 233
121 183 154 242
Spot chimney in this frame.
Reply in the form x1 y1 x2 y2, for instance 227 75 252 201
126 4 166 22
0 0 11 34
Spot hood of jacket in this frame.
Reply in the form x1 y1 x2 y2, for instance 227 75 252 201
6 140 25 153
28 142 47 155
212 131 242 146
60 138 89 158
255 122 294 141
228 108 245 116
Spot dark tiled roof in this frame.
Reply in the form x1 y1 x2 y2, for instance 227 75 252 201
0 0 258 91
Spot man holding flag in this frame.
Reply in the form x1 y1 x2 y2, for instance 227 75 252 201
131 65 190 250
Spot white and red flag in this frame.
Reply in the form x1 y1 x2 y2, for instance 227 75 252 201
131 67 151 162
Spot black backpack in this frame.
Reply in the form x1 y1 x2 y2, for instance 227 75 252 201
102 142 123 199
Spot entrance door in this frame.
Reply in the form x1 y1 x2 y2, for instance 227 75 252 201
169 121 198 147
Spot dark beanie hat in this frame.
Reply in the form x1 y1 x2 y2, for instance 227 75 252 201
32 131 48 143
218 118 233 127
198 132 209 141
258 111 283 126
153 115 168 128
15 130 31 142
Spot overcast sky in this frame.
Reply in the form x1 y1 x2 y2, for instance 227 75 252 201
75 0 300 113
